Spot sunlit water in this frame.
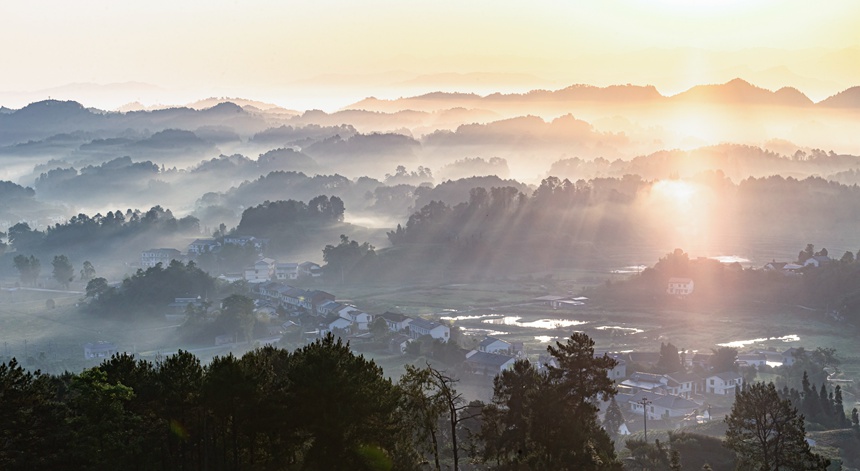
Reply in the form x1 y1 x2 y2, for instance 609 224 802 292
440 314 493 321
482 316 587 329
717 334 799 348
594 325 644 334
611 265 647 274
710 255 751 264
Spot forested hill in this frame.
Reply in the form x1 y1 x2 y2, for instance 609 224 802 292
352 174 860 279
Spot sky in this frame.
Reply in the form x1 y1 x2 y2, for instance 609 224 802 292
1 0 858 110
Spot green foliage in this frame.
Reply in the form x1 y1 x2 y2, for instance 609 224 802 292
668 432 735 471
725 382 829 470
51 254 75 288
215 294 256 342
323 234 377 279
478 334 622 470
603 396 625 440
709 347 738 373
85 260 215 316
79 260 96 282
624 438 673 470
8 207 199 259
0 336 402 470
12 254 40 286
657 342 682 373
234 196 345 253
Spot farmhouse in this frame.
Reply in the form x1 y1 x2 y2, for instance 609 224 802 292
140 248 182 268
409 318 450 342
299 262 323 278
464 351 516 376
244 258 275 283
705 371 743 395
188 238 220 255
275 262 299 280
478 337 514 355
623 390 700 420
667 277 694 296
379 311 413 332
84 341 117 359
533 295 587 309
803 255 832 268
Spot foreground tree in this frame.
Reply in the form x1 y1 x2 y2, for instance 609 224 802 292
480 333 622 470
725 382 829 470
288 334 398 469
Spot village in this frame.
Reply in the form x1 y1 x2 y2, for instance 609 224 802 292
98 239 848 439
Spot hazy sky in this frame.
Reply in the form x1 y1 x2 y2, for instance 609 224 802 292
2 0 858 109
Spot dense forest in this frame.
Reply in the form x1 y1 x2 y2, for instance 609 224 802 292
0 333 623 470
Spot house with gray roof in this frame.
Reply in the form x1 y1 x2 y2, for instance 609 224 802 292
409 318 450 342
464 351 516 376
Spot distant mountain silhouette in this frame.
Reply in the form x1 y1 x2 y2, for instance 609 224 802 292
818 86 860 108
186 97 300 115
0 99 269 146
670 78 813 106
345 79 856 113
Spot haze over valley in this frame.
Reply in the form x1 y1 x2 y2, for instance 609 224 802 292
2 1 860 469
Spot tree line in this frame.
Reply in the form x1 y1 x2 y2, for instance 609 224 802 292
1 331 843 470
5 205 200 261
0 333 625 470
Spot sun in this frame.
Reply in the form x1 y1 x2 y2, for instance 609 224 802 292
652 180 696 207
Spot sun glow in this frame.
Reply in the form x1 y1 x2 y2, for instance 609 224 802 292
652 180 696 209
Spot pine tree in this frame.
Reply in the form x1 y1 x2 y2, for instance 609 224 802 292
725 382 829 470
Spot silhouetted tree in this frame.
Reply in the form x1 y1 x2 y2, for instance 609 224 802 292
725 382 828 470
51 255 75 288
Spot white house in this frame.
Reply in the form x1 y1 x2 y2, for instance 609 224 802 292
409 318 451 343
322 315 352 335
782 347 799 366
464 351 517 376
706 371 743 395
479 337 514 354
599 352 628 381
737 352 768 368
188 238 220 255
84 341 117 359
299 261 322 278
140 248 182 268
379 312 414 332
667 277 694 296
317 300 344 316
222 236 268 251
622 372 699 399
803 255 832 268
341 310 373 331
244 258 276 283
275 262 299 280
664 372 701 399
625 391 700 420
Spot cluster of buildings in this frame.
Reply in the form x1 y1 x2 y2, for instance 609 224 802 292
251 281 452 347
141 236 269 269
585 346 806 435
140 236 323 285
763 255 832 275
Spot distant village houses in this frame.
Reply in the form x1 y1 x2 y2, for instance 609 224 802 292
140 248 182 268
667 277 694 296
